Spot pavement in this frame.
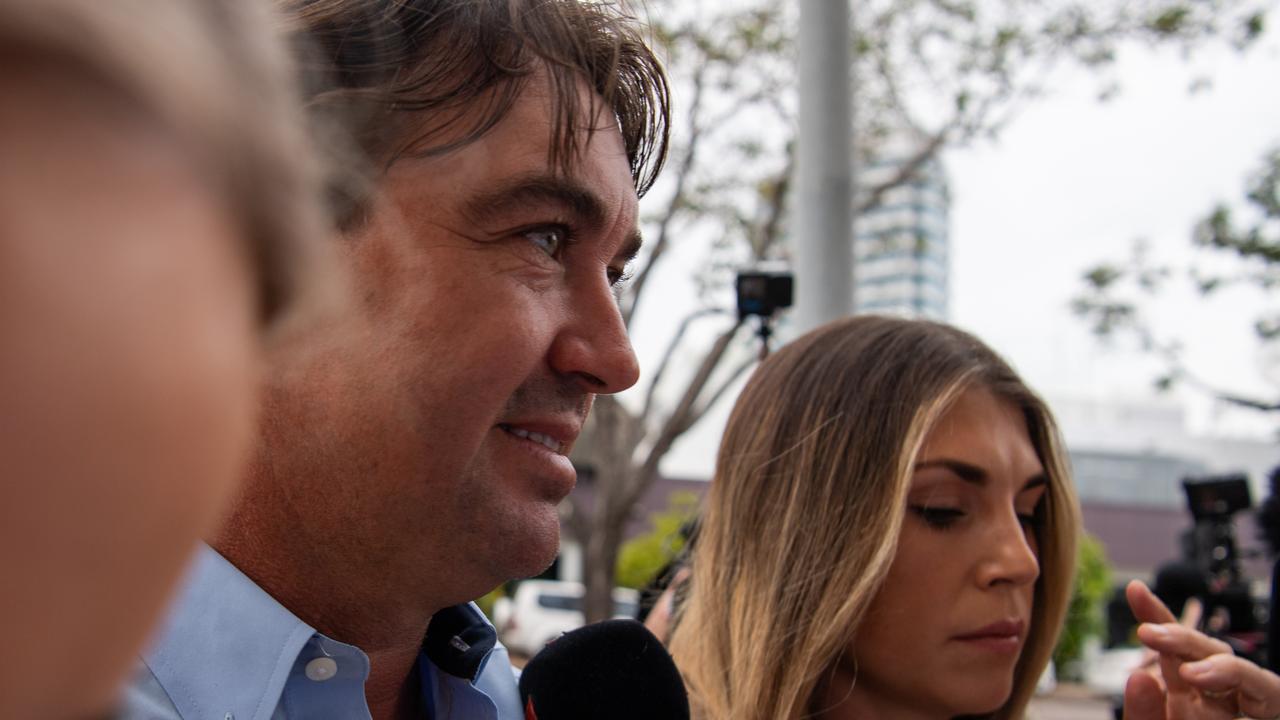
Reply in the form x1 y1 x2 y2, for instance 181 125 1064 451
1029 684 1116 720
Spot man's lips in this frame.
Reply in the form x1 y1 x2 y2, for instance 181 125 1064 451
497 420 580 455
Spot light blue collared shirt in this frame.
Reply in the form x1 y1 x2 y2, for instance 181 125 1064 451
119 545 521 720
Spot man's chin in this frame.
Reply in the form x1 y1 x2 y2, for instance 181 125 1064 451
497 508 563 579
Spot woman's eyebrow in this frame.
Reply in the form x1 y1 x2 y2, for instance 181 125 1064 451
914 459 986 485
913 460 1049 492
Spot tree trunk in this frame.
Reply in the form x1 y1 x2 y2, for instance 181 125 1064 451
570 396 641 625
581 503 625 623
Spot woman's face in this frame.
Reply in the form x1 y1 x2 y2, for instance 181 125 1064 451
826 386 1048 719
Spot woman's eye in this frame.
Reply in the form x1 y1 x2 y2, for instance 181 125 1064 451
523 226 566 257
909 506 964 530
1018 501 1046 529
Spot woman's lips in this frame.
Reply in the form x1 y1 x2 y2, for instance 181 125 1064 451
952 619 1025 653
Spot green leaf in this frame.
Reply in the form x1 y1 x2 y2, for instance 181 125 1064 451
1053 535 1112 679
1256 317 1280 341
614 491 700 590
1083 264 1123 289
1150 6 1191 36
1242 12 1266 44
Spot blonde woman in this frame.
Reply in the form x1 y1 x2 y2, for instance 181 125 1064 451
666 315 1079 719
0 1 331 717
664 315 1280 719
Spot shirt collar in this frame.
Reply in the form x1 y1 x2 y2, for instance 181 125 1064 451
141 544 317 720
142 545 511 720
422 603 498 682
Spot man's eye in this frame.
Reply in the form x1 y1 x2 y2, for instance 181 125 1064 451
608 265 633 288
909 505 964 530
522 226 566 257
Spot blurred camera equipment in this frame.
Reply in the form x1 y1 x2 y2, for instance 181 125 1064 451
1182 474 1252 586
735 269 793 359
1178 474 1265 663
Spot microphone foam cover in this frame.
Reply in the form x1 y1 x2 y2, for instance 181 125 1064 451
518 619 690 720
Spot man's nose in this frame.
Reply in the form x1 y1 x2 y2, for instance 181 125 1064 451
548 279 640 395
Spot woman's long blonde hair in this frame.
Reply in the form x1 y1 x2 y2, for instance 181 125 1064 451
667 316 1080 720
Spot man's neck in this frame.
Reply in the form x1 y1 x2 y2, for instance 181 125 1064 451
364 643 426 720
211 522 441 720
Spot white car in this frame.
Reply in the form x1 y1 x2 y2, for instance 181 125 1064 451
492 580 639 657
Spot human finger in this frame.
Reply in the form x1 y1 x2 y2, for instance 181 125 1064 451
1123 669 1167 720
642 566 689 645
1136 620 1233 701
1127 579 1177 625
1131 586 1198 676
1127 580 1195 696
1182 654 1280 719
642 584 677 643
1134 627 1193 696
1136 623 1234 663
1180 597 1203 629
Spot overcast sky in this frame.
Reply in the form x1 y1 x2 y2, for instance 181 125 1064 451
948 38 1280 429
646 32 1280 479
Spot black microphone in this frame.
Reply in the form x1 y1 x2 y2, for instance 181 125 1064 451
518 619 690 720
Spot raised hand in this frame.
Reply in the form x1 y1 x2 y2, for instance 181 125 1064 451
1124 579 1280 720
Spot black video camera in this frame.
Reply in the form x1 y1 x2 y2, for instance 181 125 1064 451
1182 474 1252 585
735 270 793 321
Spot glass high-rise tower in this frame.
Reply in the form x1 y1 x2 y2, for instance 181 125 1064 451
853 152 950 320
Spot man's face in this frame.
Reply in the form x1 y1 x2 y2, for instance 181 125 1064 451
266 74 640 605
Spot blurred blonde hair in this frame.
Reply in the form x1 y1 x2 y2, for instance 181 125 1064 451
0 0 333 338
667 315 1080 720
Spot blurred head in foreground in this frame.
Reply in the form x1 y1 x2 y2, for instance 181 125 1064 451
0 0 330 716
667 315 1081 720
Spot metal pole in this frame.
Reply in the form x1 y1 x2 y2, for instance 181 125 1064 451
794 0 853 335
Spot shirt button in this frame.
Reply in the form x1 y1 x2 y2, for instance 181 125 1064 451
305 656 338 682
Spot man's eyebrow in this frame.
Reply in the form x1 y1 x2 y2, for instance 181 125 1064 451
913 459 1048 491
619 228 643 264
462 173 607 228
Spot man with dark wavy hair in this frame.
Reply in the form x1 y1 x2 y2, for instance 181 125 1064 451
124 2 668 718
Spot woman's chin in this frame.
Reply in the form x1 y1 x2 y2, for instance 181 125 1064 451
950 684 1015 718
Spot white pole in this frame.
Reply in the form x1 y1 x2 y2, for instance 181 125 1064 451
793 0 853 334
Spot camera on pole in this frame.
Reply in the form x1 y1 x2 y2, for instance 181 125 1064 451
735 269 793 359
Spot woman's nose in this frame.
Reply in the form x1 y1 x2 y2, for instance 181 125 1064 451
977 511 1041 589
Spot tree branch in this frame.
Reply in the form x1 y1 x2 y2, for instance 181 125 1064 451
632 319 747 499
856 124 951 216
685 354 758 432
624 59 709 328
640 308 728 424
754 142 795 258
1159 346 1280 413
